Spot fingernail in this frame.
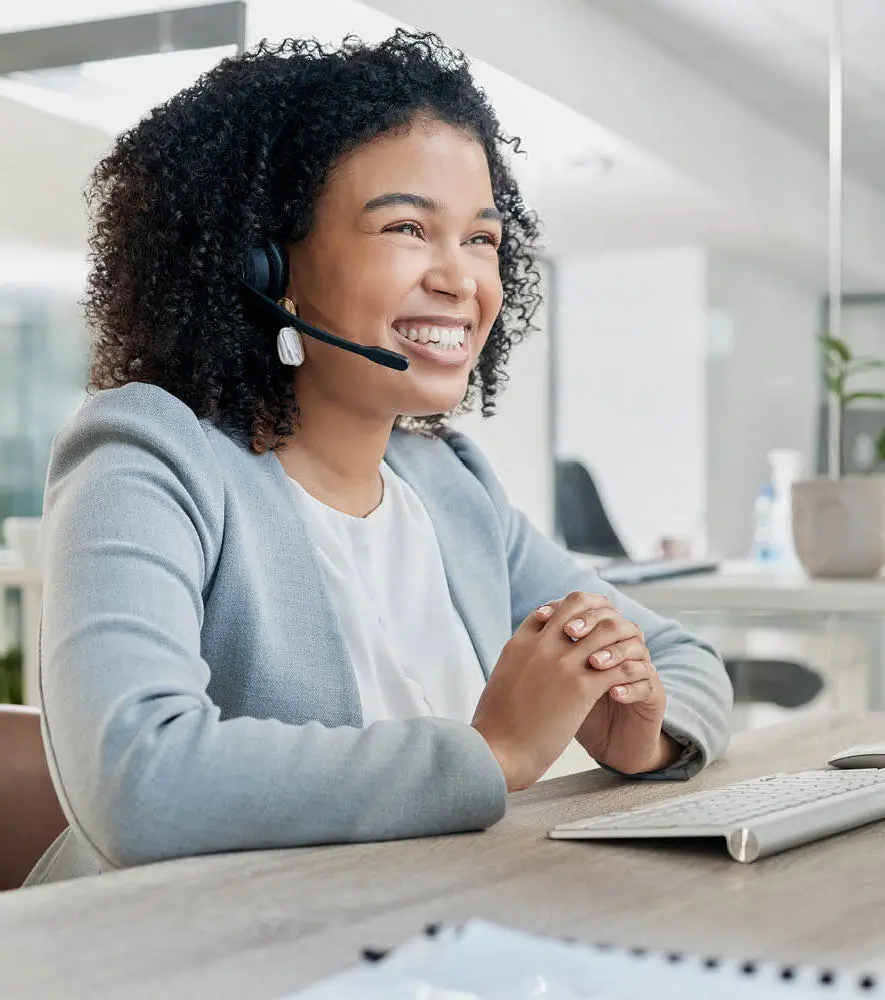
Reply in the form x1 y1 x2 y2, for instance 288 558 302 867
594 649 612 666
613 685 627 697
536 605 553 618
567 618 586 635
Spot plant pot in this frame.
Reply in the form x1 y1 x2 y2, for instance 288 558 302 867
791 476 885 578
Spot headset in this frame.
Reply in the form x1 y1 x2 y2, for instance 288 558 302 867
238 239 410 371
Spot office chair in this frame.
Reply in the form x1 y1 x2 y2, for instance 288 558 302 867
553 457 824 713
725 658 823 708
0 706 67 890
554 459 628 558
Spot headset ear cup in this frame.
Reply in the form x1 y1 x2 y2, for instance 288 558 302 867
241 247 269 296
241 239 290 299
264 239 289 301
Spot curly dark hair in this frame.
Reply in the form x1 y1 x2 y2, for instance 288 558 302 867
86 30 542 450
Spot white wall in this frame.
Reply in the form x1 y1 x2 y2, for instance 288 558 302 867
0 93 107 251
554 249 708 559
705 254 820 557
554 248 821 561
370 0 885 292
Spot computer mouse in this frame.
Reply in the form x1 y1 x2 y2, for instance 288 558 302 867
827 745 885 769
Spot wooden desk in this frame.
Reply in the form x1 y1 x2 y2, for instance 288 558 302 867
2 712 884 998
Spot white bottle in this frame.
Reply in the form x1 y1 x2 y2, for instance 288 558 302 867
766 449 803 572
751 484 777 566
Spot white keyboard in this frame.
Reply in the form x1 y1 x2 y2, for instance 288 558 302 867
549 769 885 862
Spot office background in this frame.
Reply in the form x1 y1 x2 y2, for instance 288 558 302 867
5 6 885 992
1 0 884 561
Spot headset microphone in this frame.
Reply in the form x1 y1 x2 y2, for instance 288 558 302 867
239 240 409 372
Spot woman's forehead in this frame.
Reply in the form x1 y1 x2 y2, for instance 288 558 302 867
326 121 494 211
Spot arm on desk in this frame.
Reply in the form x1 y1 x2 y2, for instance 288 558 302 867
39 387 505 871
445 433 734 780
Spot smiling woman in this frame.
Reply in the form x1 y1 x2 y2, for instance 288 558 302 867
275 118 507 453
86 32 540 452
28 30 732 887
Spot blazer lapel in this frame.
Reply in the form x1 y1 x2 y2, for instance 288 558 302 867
256 447 363 725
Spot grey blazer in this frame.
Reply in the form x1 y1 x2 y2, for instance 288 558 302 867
27 383 732 885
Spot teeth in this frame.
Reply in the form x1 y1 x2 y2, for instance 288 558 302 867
395 325 466 350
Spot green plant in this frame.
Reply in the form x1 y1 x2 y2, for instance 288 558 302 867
0 646 23 705
821 334 885 476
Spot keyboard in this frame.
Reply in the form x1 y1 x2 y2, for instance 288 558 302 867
549 769 885 863
596 558 720 585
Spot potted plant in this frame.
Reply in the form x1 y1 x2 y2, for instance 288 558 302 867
0 645 23 705
791 335 885 577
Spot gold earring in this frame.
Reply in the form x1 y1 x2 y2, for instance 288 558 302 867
277 297 297 315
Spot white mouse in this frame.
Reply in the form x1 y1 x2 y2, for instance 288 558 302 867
827 744 885 769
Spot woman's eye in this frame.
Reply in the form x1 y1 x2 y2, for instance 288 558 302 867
467 232 501 248
387 222 424 238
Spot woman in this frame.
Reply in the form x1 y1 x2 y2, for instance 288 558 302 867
28 31 731 885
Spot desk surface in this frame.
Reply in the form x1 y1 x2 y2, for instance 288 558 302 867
619 561 885 615
2 712 884 999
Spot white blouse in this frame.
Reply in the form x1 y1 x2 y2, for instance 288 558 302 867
287 462 487 725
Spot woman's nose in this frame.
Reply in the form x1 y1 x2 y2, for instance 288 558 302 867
424 268 478 300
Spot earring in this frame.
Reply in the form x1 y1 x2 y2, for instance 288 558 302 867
276 297 304 367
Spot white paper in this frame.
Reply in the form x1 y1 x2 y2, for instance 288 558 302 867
287 920 881 999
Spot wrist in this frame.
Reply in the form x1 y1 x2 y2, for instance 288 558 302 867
642 731 681 773
603 730 681 775
472 724 525 792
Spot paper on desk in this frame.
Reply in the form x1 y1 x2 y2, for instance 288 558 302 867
287 920 879 999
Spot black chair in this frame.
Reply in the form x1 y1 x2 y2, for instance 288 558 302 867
553 457 824 713
554 459 627 558
725 659 824 708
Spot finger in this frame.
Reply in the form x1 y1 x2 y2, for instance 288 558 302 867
516 599 562 635
532 600 561 624
609 658 654 684
575 615 640 657
545 592 614 637
579 656 652 693
588 637 649 670
610 676 657 703
565 607 644 643
564 608 621 641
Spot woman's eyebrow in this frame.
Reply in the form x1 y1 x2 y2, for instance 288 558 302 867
363 192 502 223
476 206 503 223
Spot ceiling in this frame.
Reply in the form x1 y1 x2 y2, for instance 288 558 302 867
587 0 885 192
2 0 693 261
0 0 221 33
3 0 884 290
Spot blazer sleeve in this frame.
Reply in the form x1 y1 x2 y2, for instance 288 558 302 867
40 385 505 870
444 431 733 780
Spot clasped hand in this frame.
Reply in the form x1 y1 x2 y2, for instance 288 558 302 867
472 592 679 791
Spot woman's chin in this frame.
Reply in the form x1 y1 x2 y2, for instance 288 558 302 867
392 369 472 419
398 389 469 420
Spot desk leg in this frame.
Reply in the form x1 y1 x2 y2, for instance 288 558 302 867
21 583 42 707
866 621 885 711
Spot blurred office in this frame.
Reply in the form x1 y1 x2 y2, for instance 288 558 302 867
1 0 885 727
